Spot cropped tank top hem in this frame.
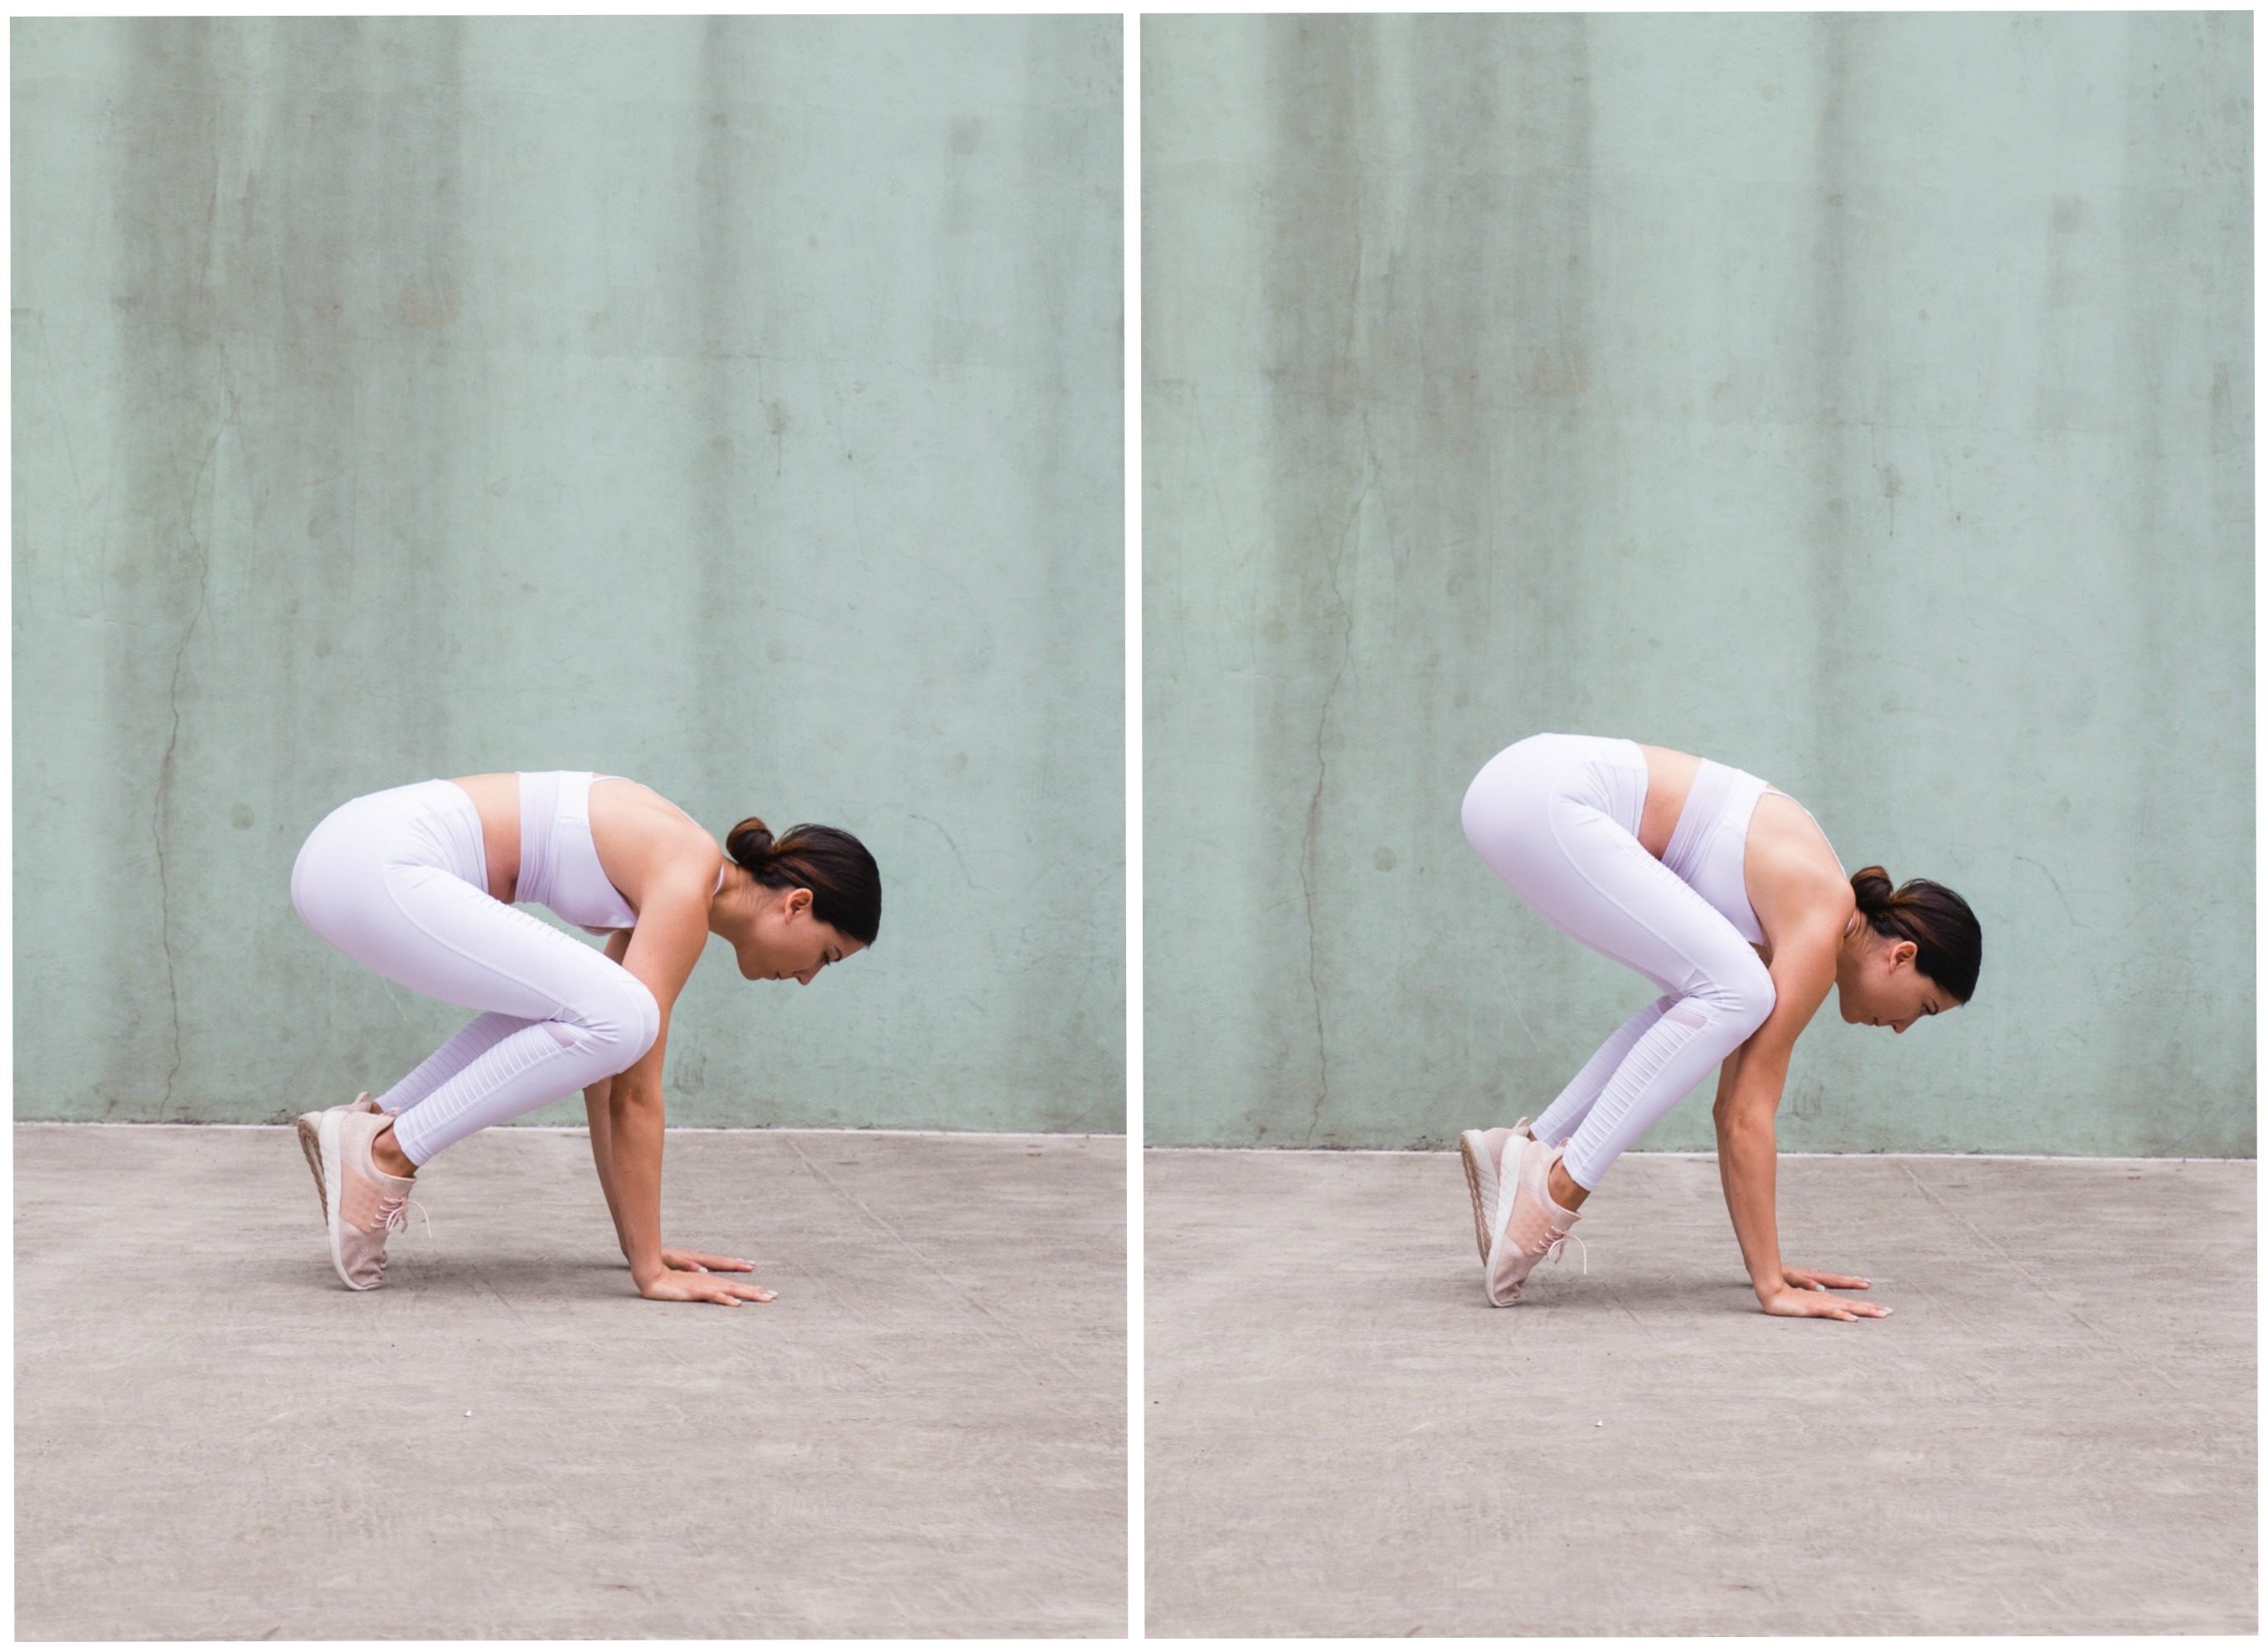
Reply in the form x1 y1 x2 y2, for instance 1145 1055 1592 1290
516 771 725 936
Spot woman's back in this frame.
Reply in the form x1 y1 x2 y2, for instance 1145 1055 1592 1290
1633 742 1848 960
444 771 718 930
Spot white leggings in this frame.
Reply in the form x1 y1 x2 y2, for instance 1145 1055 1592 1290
1461 735 1776 1191
290 780 661 1166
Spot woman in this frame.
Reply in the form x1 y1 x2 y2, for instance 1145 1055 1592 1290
1456 733 1979 1319
289 770 880 1305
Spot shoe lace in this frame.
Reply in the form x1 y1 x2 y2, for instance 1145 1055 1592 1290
1537 1227 1588 1275
376 1190 432 1240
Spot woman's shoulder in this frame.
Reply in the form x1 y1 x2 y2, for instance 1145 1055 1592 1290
591 778 722 858
1750 793 1848 896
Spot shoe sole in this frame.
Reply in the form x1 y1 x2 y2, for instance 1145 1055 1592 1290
316 1109 373 1292
299 1096 376 1227
1458 1130 1496 1264
1484 1132 1533 1308
296 1113 328 1221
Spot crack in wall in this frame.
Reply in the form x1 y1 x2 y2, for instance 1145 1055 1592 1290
910 812 983 892
153 367 233 1120
1299 434 1373 1145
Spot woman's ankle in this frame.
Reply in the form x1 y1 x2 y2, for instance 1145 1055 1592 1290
1547 1159 1589 1212
372 1124 418 1179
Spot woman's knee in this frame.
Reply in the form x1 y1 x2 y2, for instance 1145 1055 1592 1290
619 975 662 1064
1680 955 1773 1041
1716 953 1776 1038
569 970 660 1070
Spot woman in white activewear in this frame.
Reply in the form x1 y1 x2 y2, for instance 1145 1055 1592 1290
1457 733 1981 1321
289 770 881 1305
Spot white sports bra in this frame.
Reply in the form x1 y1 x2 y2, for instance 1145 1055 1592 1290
1661 759 1844 946
516 772 723 936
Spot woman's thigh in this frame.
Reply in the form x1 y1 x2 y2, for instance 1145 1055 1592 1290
294 788 639 1028
1473 780 1760 1003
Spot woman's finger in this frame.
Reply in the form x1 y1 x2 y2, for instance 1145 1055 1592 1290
668 1248 754 1271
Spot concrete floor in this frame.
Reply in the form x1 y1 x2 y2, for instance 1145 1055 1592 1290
17 1123 1125 1640
1146 1149 2256 1637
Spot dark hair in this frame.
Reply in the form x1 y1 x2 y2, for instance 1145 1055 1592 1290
726 818 881 946
1850 866 1979 1004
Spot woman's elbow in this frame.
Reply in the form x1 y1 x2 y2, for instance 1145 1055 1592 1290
1712 1094 1775 1136
608 1069 663 1115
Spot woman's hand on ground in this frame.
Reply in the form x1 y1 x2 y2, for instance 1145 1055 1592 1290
635 1267 776 1306
660 1246 754 1274
1757 1280 1890 1320
1781 1265 1871 1293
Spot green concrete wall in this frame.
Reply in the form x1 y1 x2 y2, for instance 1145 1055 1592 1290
1145 14 2251 1153
15 17 1124 1132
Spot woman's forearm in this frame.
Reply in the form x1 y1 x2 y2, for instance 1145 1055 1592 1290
584 1076 633 1256
1716 1109 1783 1295
1712 1050 1789 1300
606 1063 668 1284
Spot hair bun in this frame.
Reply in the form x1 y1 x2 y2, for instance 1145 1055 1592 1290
1844 866 1983 1003
726 816 776 870
722 815 882 945
1850 865 1894 916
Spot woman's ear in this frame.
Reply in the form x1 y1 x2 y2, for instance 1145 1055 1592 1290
1891 938 1919 971
785 887 814 920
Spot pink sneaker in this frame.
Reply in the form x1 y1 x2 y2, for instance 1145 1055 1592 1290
296 1092 376 1222
1457 1119 1536 1263
1484 1134 1584 1307
315 1105 425 1291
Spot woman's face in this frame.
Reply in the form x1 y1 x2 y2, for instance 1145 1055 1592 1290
735 885 863 984
1835 928 1956 1032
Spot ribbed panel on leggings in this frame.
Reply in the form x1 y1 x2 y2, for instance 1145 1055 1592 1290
1557 1003 1720 1190
388 1018 581 1164
1530 996 1671 1148
375 1012 525 1120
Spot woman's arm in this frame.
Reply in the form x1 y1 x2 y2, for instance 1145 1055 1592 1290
1712 927 1889 1321
587 1065 752 1278
590 877 773 1306
583 935 634 1251
585 1070 627 1244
